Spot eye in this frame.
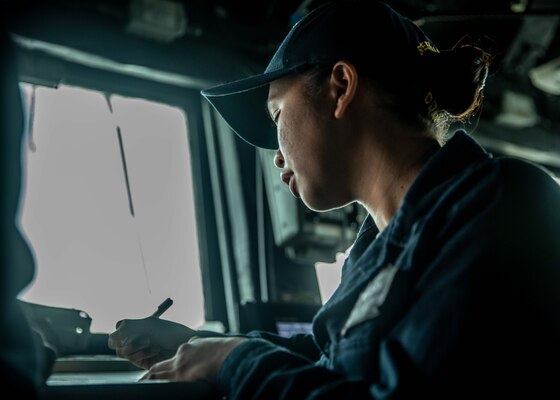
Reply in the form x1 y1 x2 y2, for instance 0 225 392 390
272 109 281 125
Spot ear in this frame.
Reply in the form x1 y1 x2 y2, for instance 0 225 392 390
329 61 358 119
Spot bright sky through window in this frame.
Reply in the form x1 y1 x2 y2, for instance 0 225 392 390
18 84 205 333
314 250 347 305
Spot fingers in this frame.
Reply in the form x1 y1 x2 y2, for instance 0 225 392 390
113 335 160 366
107 332 120 350
107 319 132 349
139 358 177 381
108 318 195 353
140 344 201 382
107 329 159 369
108 319 149 349
140 369 175 381
108 329 142 350
115 339 154 359
187 335 200 344
126 347 162 370
139 370 167 381
139 338 242 383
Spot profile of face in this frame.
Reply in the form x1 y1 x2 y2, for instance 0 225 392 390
268 66 358 212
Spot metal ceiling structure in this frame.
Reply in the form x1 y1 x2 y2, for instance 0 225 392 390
2 0 560 173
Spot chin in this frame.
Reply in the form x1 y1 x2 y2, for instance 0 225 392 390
301 194 347 213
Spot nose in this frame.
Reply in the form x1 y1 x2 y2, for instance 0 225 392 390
274 148 285 169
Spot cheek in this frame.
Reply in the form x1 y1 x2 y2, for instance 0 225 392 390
277 116 300 158
277 101 322 167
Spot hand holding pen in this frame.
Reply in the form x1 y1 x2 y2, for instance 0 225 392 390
108 296 200 370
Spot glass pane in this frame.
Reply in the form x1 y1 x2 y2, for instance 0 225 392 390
314 249 348 305
18 83 204 333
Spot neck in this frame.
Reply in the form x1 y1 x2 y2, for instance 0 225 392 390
357 131 440 232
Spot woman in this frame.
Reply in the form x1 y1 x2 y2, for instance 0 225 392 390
109 1 560 398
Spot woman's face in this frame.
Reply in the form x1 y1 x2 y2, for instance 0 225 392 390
268 74 354 212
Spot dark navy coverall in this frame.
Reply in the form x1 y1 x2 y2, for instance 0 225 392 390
217 130 560 399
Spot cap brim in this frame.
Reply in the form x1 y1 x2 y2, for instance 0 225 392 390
201 65 303 149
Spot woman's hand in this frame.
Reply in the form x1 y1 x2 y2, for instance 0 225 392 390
140 336 247 383
107 317 196 370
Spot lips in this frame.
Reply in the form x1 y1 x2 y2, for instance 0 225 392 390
280 171 300 198
281 171 293 185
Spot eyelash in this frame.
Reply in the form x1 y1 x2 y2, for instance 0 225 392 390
273 110 280 124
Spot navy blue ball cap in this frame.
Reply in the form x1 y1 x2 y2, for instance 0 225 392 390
201 0 438 149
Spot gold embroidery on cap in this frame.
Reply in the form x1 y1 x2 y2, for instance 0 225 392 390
424 91 437 113
424 91 444 125
417 42 441 123
417 41 440 55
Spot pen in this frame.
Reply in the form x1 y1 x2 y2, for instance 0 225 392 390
150 297 173 318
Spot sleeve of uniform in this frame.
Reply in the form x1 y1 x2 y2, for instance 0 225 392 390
216 338 437 400
244 331 322 361
195 329 322 361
